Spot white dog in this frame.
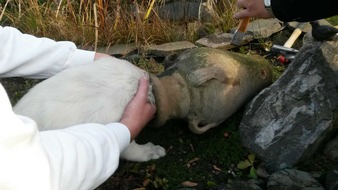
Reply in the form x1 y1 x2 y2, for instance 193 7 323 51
13 56 166 162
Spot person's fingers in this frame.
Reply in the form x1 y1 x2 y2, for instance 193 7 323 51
135 74 150 100
236 0 246 9
120 74 156 140
233 9 251 19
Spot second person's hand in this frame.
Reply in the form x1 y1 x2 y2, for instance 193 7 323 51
233 0 273 19
120 74 157 142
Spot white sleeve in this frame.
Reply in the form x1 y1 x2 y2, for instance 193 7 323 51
0 84 131 190
40 123 130 190
0 26 95 79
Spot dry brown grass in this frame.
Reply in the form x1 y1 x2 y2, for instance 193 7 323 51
0 0 238 49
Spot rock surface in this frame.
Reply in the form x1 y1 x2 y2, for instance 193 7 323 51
267 169 324 190
223 180 263 190
239 34 338 172
323 135 338 161
154 1 218 22
195 32 254 49
97 43 138 57
326 164 338 190
196 18 284 49
145 41 197 57
230 18 284 39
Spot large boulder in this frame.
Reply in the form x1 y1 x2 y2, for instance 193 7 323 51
239 35 338 172
151 47 272 134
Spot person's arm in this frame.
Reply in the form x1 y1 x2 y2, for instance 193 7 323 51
41 123 131 190
234 0 338 22
0 84 130 189
0 76 155 189
0 26 106 79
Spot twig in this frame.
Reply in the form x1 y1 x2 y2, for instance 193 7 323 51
0 0 10 21
56 0 63 18
93 2 98 51
114 0 121 30
134 1 142 45
18 0 21 19
198 0 203 23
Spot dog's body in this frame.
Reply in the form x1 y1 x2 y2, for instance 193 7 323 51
13 56 165 162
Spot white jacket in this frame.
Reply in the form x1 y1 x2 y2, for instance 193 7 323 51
0 26 131 190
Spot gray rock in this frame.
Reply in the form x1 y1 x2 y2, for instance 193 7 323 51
323 136 338 161
195 32 254 49
326 164 338 190
239 34 338 172
222 180 263 190
229 18 284 39
287 19 333 33
256 163 270 179
154 1 217 22
196 18 283 49
96 44 138 57
145 41 197 57
267 169 324 190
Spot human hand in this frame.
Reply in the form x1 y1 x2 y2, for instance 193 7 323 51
233 0 272 19
120 74 157 141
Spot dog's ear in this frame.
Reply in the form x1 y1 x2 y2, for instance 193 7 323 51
187 66 235 86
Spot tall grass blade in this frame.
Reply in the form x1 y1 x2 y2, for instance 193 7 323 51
0 0 11 21
113 0 121 30
55 0 63 18
94 2 98 51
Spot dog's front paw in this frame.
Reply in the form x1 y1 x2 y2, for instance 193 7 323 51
121 140 166 162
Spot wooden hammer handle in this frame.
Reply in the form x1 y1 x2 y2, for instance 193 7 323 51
283 23 306 48
237 17 250 32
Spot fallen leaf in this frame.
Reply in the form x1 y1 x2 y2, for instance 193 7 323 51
213 164 222 171
143 179 150 186
166 145 173 153
189 143 195 152
147 164 156 172
186 157 199 168
181 181 198 187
